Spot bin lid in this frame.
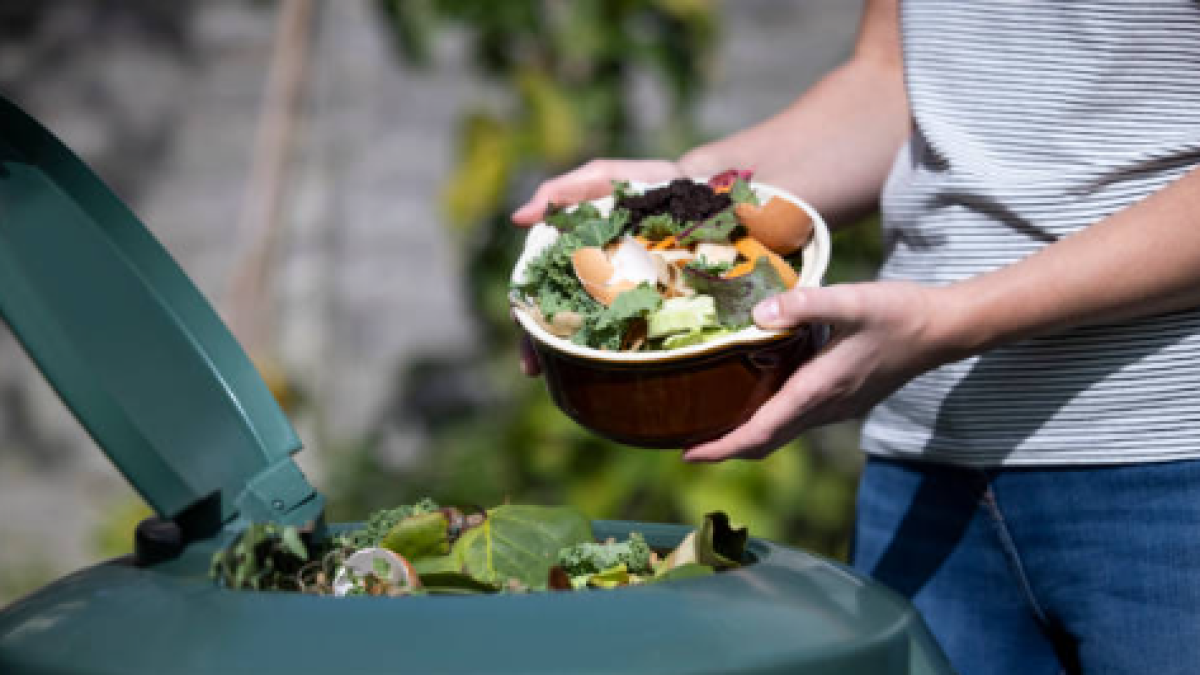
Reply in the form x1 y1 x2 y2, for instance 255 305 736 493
0 95 323 535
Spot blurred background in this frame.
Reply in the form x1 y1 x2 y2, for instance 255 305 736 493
0 0 878 606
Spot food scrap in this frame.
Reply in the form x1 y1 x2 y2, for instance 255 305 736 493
512 172 814 351
210 501 748 597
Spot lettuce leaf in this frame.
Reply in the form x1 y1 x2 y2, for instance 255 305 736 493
452 505 594 591
681 256 788 328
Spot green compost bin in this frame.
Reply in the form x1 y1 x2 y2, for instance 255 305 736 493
0 95 954 675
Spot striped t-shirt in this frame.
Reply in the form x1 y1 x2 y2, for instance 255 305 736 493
861 0 1200 465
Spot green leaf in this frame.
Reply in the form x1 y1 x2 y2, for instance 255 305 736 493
681 256 787 328
660 512 749 572
596 285 662 331
419 571 499 595
728 177 759 206
678 208 740 246
556 533 653 577
411 554 461 576
545 201 601 233
699 511 749 568
380 511 452 561
452 505 594 590
341 498 440 549
280 526 309 561
587 564 631 589
573 283 662 350
574 208 630 248
638 213 683 240
651 562 714 584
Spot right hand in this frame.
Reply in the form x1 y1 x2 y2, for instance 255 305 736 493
512 159 686 377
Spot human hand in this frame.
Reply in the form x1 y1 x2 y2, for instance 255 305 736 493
682 281 963 462
511 159 686 226
512 159 687 376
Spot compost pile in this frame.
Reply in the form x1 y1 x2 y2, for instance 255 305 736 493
210 500 748 596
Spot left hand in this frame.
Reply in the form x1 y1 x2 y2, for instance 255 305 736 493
683 281 963 462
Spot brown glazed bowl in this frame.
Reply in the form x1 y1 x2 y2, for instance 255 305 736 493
511 181 832 449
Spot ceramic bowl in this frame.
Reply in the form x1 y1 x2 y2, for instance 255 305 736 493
511 181 831 448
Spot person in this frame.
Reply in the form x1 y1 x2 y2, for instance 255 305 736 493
511 1 1200 673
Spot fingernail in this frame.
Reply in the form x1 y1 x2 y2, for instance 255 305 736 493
753 298 780 325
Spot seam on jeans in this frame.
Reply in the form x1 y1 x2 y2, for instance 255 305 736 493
980 486 1052 625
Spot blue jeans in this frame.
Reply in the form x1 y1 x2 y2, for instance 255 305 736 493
852 456 1200 675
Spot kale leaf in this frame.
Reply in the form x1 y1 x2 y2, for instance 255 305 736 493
637 213 684 240
573 284 662 350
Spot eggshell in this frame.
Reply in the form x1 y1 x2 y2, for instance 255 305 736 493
734 197 813 256
333 547 420 596
571 247 637 306
607 236 659 286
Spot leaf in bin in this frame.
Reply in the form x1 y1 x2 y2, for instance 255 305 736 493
650 562 714 584
419 571 499 595
281 526 309 561
660 511 748 572
380 511 452 561
452 505 594 590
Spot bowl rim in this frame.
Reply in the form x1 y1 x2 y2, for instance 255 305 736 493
510 179 831 364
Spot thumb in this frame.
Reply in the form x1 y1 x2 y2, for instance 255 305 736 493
753 285 863 330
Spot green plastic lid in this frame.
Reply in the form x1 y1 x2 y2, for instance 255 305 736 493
0 95 323 535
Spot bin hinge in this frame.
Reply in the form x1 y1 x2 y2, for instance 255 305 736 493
233 459 326 530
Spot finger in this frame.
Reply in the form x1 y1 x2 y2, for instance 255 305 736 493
753 284 868 331
682 346 846 462
511 160 683 225
511 162 623 225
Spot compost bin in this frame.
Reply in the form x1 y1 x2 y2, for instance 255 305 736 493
0 95 953 675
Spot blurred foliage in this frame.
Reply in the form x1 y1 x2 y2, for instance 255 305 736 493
328 0 882 560
92 496 154 559
0 553 54 607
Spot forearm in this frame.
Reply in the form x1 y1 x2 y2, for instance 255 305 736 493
678 1 909 227
936 167 1200 358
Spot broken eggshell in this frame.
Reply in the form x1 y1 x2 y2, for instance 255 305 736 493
333 547 420 596
734 197 814 256
571 235 657 306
